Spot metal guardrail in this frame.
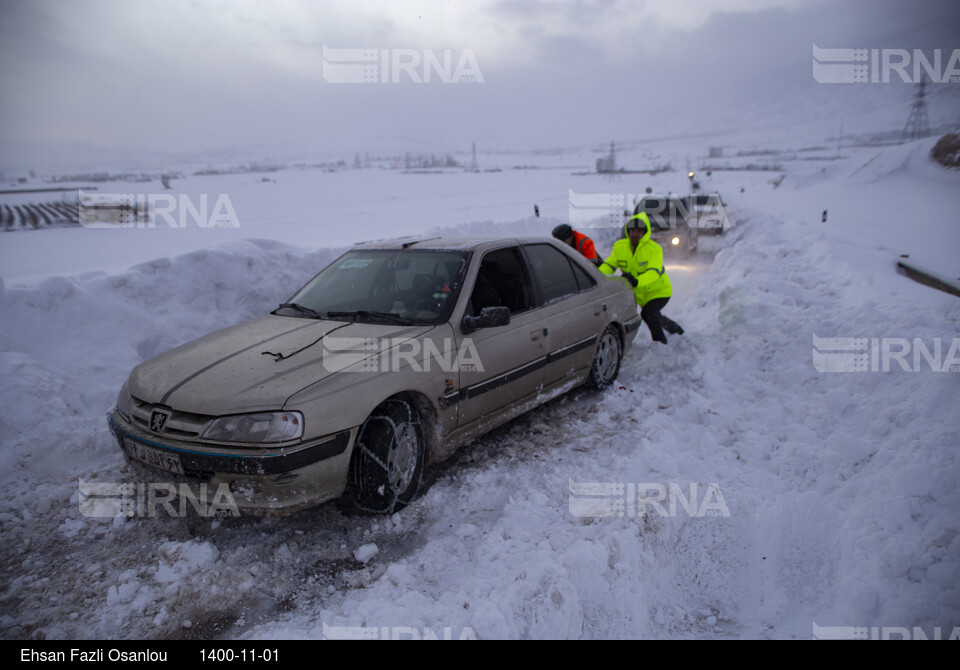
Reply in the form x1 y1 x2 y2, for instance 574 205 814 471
897 258 960 298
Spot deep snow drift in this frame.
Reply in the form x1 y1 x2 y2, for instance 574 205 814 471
0 137 958 639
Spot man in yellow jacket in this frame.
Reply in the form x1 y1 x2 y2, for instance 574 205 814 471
599 212 684 344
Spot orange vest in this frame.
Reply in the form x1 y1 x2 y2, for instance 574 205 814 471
573 231 598 260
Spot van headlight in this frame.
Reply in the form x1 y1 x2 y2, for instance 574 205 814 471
202 412 304 443
671 237 680 246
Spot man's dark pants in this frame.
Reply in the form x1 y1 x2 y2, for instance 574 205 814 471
641 297 683 344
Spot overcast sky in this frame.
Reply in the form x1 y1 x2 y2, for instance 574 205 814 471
1 0 958 172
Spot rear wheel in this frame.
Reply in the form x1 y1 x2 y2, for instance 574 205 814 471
347 398 425 514
586 325 622 389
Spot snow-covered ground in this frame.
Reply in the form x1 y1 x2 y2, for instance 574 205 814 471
0 135 958 639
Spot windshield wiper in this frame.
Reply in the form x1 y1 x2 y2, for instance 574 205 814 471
326 310 411 325
275 302 323 319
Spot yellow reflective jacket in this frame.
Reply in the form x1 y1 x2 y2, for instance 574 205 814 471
598 212 672 306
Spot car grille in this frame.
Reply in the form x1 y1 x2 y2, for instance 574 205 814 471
130 396 211 439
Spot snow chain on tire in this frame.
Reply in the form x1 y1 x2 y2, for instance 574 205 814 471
348 398 425 515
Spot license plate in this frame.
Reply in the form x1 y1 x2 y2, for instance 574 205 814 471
124 438 185 475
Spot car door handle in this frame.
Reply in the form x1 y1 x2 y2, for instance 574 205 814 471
530 329 546 341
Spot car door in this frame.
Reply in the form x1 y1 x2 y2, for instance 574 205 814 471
453 246 546 429
521 242 607 389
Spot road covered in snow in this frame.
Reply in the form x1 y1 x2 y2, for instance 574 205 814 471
0 138 958 639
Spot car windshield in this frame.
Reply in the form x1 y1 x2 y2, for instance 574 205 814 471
280 249 470 325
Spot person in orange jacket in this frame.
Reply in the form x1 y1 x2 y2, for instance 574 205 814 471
552 224 601 266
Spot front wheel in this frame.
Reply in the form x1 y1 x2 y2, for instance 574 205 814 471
586 325 622 389
347 398 425 514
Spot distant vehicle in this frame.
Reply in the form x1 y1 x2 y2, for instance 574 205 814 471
629 193 730 256
108 236 641 516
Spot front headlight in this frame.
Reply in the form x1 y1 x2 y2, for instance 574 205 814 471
116 381 131 420
202 411 304 444
671 237 680 246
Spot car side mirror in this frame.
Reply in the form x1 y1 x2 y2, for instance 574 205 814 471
462 306 510 333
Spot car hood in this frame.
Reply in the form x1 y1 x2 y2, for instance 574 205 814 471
128 314 434 415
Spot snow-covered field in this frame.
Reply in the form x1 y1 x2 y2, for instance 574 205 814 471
0 135 958 639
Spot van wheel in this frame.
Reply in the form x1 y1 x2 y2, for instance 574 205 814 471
347 399 425 514
586 325 622 389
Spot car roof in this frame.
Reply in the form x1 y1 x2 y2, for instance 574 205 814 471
351 236 565 252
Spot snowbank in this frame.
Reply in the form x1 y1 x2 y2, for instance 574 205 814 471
1 140 958 639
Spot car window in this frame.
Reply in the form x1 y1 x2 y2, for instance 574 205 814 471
468 247 534 316
570 258 597 292
286 249 468 324
523 243 580 304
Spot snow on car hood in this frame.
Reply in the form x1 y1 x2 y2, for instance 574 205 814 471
127 314 434 415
